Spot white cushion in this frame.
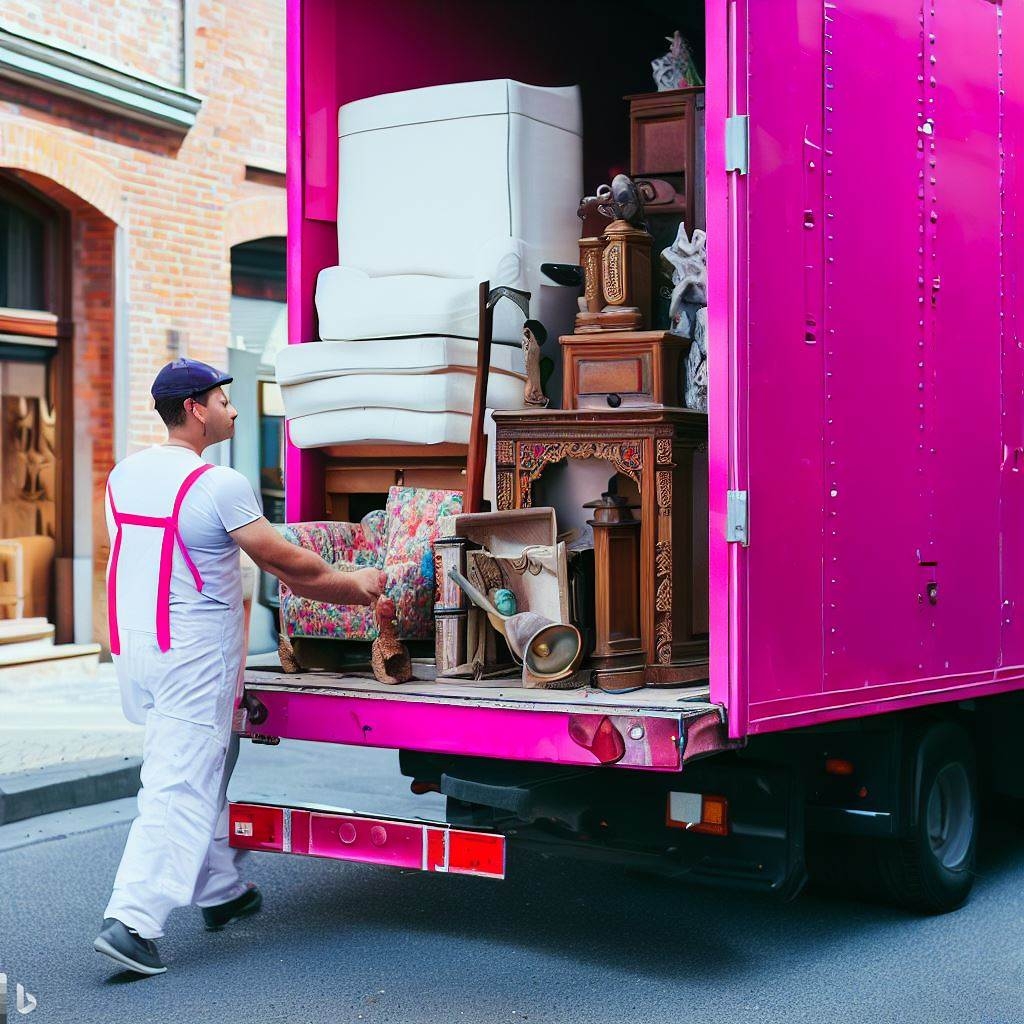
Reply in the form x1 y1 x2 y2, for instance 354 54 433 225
336 79 582 283
339 79 583 137
316 259 528 343
288 409 473 448
276 336 525 386
281 371 525 419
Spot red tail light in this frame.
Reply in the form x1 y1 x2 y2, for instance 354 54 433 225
448 830 506 878
568 715 626 764
229 803 284 851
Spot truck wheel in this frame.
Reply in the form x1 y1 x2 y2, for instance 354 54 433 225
875 722 977 914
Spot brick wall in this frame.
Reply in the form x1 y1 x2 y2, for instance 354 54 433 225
0 0 287 645
3 0 185 86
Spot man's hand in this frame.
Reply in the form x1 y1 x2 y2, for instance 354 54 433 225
348 567 386 605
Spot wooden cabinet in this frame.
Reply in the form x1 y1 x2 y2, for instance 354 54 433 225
321 443 467 521
626 86 705 231
624 87 705 332
493 408 709 687
560 331 691 410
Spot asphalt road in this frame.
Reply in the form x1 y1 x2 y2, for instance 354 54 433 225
2 740 1024 1024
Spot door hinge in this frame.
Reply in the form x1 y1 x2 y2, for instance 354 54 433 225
726 490 749 545
725 115 749 174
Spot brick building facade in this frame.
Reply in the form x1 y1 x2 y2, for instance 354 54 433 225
0 1 286 648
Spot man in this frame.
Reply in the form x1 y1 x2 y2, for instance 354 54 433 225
94 358 384 976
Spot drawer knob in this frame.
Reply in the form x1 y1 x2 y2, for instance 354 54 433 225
606 393 622 408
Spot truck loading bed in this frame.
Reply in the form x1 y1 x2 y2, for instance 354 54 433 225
241 664 730 772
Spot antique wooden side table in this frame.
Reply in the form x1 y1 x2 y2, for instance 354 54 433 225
492 408 709 687
560 330 691 410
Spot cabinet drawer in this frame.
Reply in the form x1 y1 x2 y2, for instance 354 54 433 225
403 467 466 491
560 331 690 410
576 353 653 407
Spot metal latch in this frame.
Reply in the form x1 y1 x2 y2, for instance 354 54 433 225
726 490 749 545
725 115 749 174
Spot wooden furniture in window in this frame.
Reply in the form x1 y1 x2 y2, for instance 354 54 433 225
492 407 709 687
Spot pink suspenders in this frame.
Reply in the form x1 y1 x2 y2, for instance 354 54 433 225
106 462 215 655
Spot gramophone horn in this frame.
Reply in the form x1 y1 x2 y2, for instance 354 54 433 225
505 613 583 681
524 622 583 680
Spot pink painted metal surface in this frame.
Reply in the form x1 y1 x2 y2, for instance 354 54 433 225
229 803 506 878
284 0 329 521
733 0 1024 735
286 0 1024 742
1001 4 1024 669
243 686 712 771
705 0 732 729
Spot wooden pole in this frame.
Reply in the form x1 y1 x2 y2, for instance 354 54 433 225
465 280 493 513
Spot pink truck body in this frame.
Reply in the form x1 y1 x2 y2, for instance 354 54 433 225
235 0 1024 904
283 0 1024 741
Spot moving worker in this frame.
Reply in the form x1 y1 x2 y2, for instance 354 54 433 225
93 358 385 976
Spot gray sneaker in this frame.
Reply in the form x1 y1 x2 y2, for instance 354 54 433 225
93 918 167 976
201 883 262 931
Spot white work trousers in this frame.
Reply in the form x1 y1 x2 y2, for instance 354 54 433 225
104 607 248 939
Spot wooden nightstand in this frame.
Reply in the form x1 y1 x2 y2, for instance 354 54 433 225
560 331 692 410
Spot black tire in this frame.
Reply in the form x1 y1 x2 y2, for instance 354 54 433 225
873 721 978 914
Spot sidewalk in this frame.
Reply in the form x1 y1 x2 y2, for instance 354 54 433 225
0 661 142 774
0 661 143 824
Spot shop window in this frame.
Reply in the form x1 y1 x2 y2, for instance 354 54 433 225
0 173 67 343
0 201 47 312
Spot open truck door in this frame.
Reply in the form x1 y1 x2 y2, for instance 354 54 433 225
713 1 1015 740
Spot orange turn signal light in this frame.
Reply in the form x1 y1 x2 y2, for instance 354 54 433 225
666 792 729 836
825 758 855 776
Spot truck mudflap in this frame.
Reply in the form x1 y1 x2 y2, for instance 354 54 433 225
228 801 506 880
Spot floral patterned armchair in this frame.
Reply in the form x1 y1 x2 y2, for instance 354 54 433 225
276 486 463 671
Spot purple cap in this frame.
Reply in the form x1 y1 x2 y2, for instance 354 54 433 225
151 358 233 400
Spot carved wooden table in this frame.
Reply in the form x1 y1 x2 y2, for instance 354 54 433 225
492 408 709 686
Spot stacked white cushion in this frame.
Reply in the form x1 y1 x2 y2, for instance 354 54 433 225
289 410 476 449
278 338 527 449
282 79 583 449
280 368 524 420
276 337 525 384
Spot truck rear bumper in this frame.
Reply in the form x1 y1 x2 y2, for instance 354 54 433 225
229 801 506 879
241 677 730 772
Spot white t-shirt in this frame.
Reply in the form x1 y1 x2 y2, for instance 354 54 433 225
105 446 263 635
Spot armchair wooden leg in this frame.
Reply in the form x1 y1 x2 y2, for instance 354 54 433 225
278 633 302 673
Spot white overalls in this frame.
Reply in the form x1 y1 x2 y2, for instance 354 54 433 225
102 446 261 940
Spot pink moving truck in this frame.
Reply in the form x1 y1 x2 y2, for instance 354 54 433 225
229 0 1024 913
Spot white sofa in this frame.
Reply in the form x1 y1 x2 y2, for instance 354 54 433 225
279 79 583 448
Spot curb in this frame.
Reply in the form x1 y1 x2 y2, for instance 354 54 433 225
0 756 142 825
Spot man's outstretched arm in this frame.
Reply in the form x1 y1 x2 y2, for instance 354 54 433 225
230 517 385 605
